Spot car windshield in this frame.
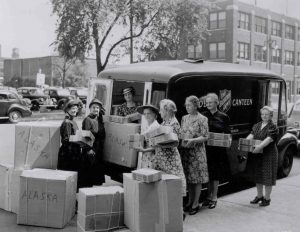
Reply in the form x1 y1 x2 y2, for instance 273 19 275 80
77 89 88 96
57 89 70 95
29 89 44 95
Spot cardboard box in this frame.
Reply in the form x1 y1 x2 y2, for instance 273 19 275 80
207 139 232 148
0 124 15 165
17 169 77 228
124 173 183 232
126 112 142 122
104 122 140 168
70 130 94 147
149 133 178 147
132 169 162 183
208 132 232 140
144 126 173 140
14 122 60 170
128 134 144 149
109 115 129 124
77 186 124 232
239 138 261 146
10 169 23 214
0 163 13 211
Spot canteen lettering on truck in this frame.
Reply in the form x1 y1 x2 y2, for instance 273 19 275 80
86 59 296 182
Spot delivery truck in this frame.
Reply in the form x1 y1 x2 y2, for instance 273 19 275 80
86 59 296 182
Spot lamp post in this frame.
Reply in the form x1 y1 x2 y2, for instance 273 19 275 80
263 38 278 70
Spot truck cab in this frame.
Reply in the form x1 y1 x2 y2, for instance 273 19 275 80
87 60 296 181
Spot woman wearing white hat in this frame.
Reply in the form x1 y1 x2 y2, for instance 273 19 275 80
116 86 140 116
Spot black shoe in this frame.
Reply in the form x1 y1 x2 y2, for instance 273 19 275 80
189 206 200 215
183 213 186 221
183 204 191 212
250 196 264 204
259 198 271 207
202 199 212 207
208 200 217 209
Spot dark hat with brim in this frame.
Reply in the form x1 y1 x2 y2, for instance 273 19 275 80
63 99 79 113
122 87 135 95
89 98 104 109
137 104 159 116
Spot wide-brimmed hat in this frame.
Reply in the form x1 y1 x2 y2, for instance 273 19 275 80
63 99 79 113
89 98 103 108
122 86 135 95
137 104 159 116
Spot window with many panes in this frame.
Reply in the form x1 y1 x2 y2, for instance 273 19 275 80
209 11 226 30
209 42 226 59
187 44 202 59
272 49 281 63
271 21 281 36
238 12 250 30
237 42 250 60
285 24 295 40
254 45 266 61
255 16 266 34
285 50 294 65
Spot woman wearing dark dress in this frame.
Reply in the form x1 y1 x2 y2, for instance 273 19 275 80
82 98 106 186
245 106 278 207
116 87 140 116
202 93 231 209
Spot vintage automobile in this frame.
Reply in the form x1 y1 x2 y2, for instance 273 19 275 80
17 87 57 111
0 90 32 123
44 87 74 109
69 87 88 105
86 59 296 181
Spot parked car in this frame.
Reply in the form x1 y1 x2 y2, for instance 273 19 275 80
17 87 57 111
69 87 88 105
44 87 75 109
287 99 300 128
0 90 32 123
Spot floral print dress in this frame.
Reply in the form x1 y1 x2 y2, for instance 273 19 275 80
153 117 187 196
180 113 209 184
116 102 140 116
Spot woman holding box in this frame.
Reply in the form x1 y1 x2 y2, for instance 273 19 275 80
116 86 140 116
202 93 231 209
245 106 278 207
82 98 106 186
134 104 160 168
181 96 209 215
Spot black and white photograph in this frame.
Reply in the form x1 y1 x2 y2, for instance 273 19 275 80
0 0 300 231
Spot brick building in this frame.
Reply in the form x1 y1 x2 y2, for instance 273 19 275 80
186 0 300 100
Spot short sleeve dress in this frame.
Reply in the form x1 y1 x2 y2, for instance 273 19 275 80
180 113 209 184
116 102 140 116
153 117 187 196
245 121 278 186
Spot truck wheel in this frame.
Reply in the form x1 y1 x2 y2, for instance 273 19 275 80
8 110 22 123
278 146 294 178
31 102 40 111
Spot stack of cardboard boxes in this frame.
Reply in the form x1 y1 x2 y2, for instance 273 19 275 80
144 126 178 148
238 138 262 152
207 132 232 148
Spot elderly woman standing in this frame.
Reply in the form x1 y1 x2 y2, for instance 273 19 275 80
134 104 160 168
116 86 140 116
153 99 186 197
202 93 231 209
181 96 209 215
245 106 278 207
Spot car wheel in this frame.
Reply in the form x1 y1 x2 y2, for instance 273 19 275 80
31 102 40 111
58 100 65 110
8 110 22 123
278 146 295 178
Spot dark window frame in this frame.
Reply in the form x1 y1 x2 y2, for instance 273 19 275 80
209 11 226 30
272 49 281 64
285 50 294 65
255 16 267 34
237 42 250 60
254 45 266 61
238 12 250 30
271 21 281 37
285 24 295 40
209 42 226 59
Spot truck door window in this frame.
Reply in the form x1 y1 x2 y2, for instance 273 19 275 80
267 81 280 123
280 82 287 119
93 84 107 108
151 83 167 108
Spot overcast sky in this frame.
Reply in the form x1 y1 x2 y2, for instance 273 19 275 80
0 0 300 59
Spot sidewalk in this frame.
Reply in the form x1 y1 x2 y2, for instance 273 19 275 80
1 175 300 232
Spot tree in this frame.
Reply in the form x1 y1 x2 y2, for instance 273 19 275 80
51 0 162 75
52 56 74 88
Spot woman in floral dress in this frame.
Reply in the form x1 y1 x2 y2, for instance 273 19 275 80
153 99 187 197
116 87 140 116
181 96 209 215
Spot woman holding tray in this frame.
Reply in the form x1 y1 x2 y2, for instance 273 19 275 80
134 104 160 168
116 86 140 116
82 98 106 186
245 106 278 207
180 96 209 215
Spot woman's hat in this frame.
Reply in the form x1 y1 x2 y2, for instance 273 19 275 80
137 104 159 116
63 99 79 113
122 86 135 95
89 98 103 108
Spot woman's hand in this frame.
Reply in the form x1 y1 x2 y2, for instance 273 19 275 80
184 139 195 148
252 145 263 154
133 146 154 152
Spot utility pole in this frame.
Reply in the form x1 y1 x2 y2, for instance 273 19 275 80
130 0 133 64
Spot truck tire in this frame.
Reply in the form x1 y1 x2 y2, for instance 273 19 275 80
31 102 40 111
277 146 295 178
8 110 22 123
58 100 66 110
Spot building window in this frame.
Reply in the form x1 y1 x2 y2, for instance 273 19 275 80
255 16 266 34
238 12 250 30
285 50 294 65
285 25 295 40
271 21 281 36
298 28 300 41
187 44 202 59
237 42 250 60
209 11 226 29
209 42 226 59
254 45 266 61
298 52 300 66
272 49 281 63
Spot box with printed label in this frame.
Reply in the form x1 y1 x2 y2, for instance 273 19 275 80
17 169 77 228
144 126 173 140
69 130 94 147
14 122 60 170
77 186 124 232
239 138 261 146
132 169 162 183
126 112 142 122
124 173 183 232
207 139 232 148
149 133 178 147
208 132 232 140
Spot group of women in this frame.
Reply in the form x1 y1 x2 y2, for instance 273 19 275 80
57 86 279 219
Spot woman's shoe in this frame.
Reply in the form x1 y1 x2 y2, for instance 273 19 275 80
208 200 217 209
202 199 212 207
183 204 191 212
250 196 264 204
183 213 186 221
189 206 200 215
259 198 271 207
